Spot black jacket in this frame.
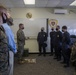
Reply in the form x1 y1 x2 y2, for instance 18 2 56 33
55 31 62 46
37 31 47 44
50 31 56 44
62 31 71 50
62 31 71 45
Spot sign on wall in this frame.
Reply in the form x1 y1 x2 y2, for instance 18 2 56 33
48 19 58 29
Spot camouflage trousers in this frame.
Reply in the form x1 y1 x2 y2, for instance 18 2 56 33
0 45 9 75
17 45 24 61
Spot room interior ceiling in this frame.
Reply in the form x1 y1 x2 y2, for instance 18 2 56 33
0 0 76 13
0 0 75 8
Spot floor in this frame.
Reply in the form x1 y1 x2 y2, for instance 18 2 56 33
14 54 75 75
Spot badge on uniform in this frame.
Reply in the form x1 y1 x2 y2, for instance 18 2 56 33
57 35 59 37
44 35 45 37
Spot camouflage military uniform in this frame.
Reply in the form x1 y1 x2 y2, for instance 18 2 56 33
0 26 9 75
17 29 25 61
71 42 76 69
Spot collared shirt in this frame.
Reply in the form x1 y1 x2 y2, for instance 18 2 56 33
2 23 17 53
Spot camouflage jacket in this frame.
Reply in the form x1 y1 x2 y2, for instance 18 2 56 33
17 29 26 46
71 42 76 63
0 25 9 72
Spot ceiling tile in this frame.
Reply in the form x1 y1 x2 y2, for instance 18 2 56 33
0 0 14 7
47 0 60 7
57 0 75 7
10 0 25 7
35 0 48 7
0 0 76 8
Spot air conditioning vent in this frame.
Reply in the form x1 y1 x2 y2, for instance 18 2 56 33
54 9 69 14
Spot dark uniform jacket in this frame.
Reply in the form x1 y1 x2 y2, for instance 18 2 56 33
17 29 26 46
62 31 71 50
50 31 56 44
37 31 47 44
0 25 8 72
55 31 62 47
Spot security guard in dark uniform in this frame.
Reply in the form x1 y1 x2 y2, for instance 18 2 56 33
54 26 62 61
61 26 71 68
37 27 47 56
50 28 56 56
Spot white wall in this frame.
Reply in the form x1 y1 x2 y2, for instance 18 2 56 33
10 8 76 19
11 18 47 38
10 8 76 53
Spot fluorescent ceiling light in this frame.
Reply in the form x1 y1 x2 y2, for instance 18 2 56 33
24 0 35 5
70 0 76 6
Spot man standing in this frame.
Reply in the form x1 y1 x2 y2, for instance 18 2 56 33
0 5 17 75
62 26 71 68
17 23 26 63
54 26 62 61
37 27 47 56
0 11 9 75
50 28 55 56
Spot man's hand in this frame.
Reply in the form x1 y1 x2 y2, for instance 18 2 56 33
26 37 29 40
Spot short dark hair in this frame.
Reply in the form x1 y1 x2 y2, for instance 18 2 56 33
62 26 67 29
56 25 60 29
19 23 23 27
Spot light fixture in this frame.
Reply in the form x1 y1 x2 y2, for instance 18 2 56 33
70 0 76 6
24 0 35 5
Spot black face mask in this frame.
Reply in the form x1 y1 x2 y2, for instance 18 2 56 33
41 29 44 32
6 17 13 26
41 30 43 32
1 13 13 26
22 27 24 29
51 29 54 31
56 28 58 31
62 29 64 32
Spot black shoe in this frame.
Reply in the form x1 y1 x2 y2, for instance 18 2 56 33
49 54 53 56
63 65 70 68
43 55 46 57
38 54 41 56
60 61 66 64
54 57 57 59
18 60 25 64
57 59 61 61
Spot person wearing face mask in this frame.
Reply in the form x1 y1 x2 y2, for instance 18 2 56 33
0 12 9 75
37 27 47 56
17 23 26 64
61 26 71 68
54 25 62 61
49 28 56 56
0 5 17 75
